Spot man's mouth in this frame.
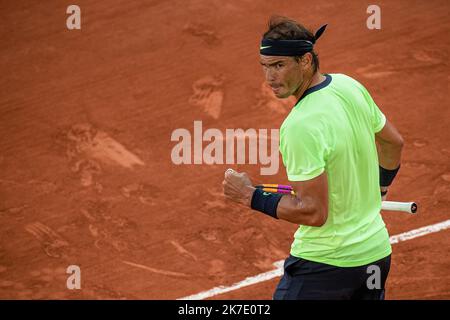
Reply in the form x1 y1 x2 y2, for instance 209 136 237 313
270 84 282 93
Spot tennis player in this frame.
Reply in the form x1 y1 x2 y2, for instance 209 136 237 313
223 16 404 300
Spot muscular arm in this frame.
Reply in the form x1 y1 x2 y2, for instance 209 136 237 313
376 120 404 169
275 121 402 225
276 172 328 227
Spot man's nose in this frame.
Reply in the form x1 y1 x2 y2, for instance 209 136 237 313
264 68 276 82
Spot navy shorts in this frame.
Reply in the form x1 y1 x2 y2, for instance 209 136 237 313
273 254 391 300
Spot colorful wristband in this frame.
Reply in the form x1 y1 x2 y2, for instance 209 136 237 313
250 188 282 219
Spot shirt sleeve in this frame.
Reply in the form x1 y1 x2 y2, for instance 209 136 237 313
280 122 330 182
361 85 386 133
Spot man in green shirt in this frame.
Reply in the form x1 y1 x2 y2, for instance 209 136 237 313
223 16 404 299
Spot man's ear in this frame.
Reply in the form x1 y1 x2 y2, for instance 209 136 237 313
300 53 313 70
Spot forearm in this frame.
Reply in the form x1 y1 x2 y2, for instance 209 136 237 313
377 141 403 169
243 173 328 227
276 194 324 226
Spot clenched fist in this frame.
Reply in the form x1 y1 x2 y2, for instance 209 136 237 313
222 168 255 207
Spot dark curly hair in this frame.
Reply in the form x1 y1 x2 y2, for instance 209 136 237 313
262 16 320 72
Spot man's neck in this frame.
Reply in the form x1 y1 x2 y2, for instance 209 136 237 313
293 71 326 100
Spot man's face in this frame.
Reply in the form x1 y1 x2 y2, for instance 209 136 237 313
259 55 305 99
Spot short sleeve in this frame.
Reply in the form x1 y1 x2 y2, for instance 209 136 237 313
360 85 386 133
280 123 330 182
371 100 386 133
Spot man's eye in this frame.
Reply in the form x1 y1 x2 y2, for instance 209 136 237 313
276 64 283 69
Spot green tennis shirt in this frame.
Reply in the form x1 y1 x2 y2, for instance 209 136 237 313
279 73 392 267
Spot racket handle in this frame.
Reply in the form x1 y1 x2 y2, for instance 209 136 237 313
381 201 418 214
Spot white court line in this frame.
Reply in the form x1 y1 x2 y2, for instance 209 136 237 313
178 219 450 300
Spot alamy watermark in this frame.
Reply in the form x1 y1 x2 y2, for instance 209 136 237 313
66 5 81 30
366 265 381 290
170 121 280 175
66 265 81 290
367 5 381 30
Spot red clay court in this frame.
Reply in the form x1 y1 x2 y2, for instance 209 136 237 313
0 0 449 299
